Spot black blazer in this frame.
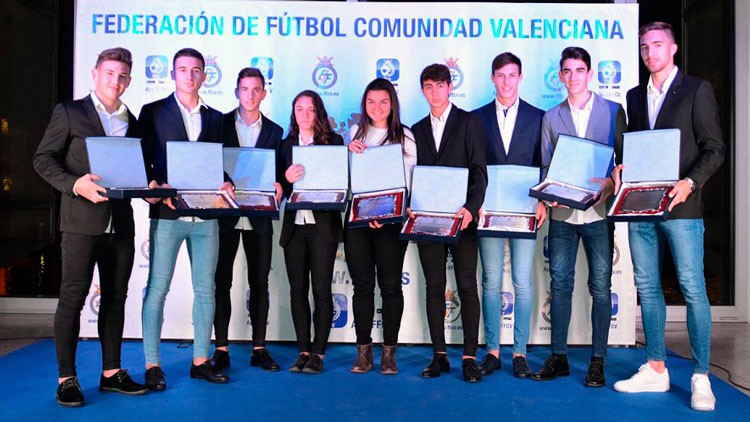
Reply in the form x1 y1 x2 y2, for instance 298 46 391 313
411 105 488 220
472 99 544 167
33 95 139 236
139 94 224 220
278 133 344 247
625 70 725 219
218 110 283 235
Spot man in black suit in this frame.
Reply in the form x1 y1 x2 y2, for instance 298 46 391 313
211 68 283 372
612 22 724 412
411 63 487 382
139 48 231 390
33 47 148 407
472 52 546 378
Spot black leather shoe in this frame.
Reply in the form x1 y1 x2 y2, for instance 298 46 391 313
56 377 84 407
145 367 166 391
211 349 231 371
462 358 483 383
302 354 324 374
479 354 501 376
190 361 229 383
531 355 570 381
251 348 280 372
99 369 148 395
512 356 532 378
421 353 451 378
584 360 606 387
289 353 310 373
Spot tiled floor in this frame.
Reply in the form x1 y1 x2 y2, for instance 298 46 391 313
1 314 747 395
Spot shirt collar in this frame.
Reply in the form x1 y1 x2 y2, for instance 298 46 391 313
90 92 127 116
430 103 453 124
647 66 679 96
495 97 519 113
236 109 263 128
174 92 206 114
298 134 315 146
568 92 594 113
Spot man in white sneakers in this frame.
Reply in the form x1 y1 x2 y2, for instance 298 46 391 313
612 22 724 412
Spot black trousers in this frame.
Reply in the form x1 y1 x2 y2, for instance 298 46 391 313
344 224 407 346
416 227 480 357
283 225 338 355
214 229 273 347
55 232 134 378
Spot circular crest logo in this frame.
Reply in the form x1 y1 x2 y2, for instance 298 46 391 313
612 241 620 266
203 55 222 88
379 59 397 80
541 291 552 324
313 56 337 90
445 57 464 90
444 289 462 323
140 240 150 261
544 62 563 92
88 284 101 316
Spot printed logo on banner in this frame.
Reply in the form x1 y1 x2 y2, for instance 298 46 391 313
598 60 621 84
501 291 514 316
543 235 549 259
401 271 411 286
332 293 348 328
445 57 465 92
140 240 150 261
88 284 101 316
376 58 400 82
250 56 274 83
145 55 168 79
543 62 564 92
203 55 222 88
444 289 462 323
142 287 148 302
541 291 552 324
612 239 622 275
313 56 338 90
611 292 619 317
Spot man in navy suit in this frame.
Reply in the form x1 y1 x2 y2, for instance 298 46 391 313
139 48 231 390
34 47 148 406
472 52 546 378
612 22 724 412
211 68 283 372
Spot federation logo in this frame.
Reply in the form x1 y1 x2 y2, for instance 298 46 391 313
145 55 168 79
612 240 621 266
250 57 274 82
501 291 514 316
543 62 564 92
541 291 552 324
142 287 148 302
444 289 462 323
598 60 622 84
203 55 222 88
88 284 101 316
331 293 348 328
312 56 338 90
376 58 400 82
543 235 549 259
140 240 150 261
611 292 619 316
445 57 464 90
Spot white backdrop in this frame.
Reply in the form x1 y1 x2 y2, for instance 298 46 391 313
77 1 638 346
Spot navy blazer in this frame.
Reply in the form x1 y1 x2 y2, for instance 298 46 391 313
219 110 283 234
625 70 725 219
33 95 139 236
472 99 544 167
139 94 224 220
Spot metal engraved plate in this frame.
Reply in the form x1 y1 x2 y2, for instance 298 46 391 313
234 191 274 208
293 191 343 203
485 215 534 232
541 183 594 203
619 187 670 214
356 195 397 219
180 193 231 209
411 216 456 236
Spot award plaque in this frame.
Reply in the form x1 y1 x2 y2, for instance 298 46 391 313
287 145 349 211
287 190 348 210
479 212 537 238
607 129 680 222
85 137 176 199
174 190 241 218
349 188 406 228
347 144 407 228
479 165 541 239
234 190 279 219
401 212 462 244
530 134 614 210
223 148 279 219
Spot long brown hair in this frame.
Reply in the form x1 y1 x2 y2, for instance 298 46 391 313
352 78 407 145
287 90 335 145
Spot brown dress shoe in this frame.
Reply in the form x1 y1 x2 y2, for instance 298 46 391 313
350 343 373 373
381 345 398 375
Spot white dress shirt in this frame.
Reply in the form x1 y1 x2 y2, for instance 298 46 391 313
174 93 207 222
647 66 679 130
234 111 263 231
495 97 519 155
430 103 453 152
294 135 317 225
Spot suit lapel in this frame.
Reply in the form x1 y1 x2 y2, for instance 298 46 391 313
654 70 683 130
422 118 439 160
80 95 106 137
165 95 190 140
197 106 211 141
256 115 273 149
484 102 505 162
585 94 608 141
437 106 458 158
558 101 577 137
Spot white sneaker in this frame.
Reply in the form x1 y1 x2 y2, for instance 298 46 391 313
613 363 670 393
691 374 716 411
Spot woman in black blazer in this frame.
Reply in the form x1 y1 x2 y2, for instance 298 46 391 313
279 90 343 374
345 79 416 375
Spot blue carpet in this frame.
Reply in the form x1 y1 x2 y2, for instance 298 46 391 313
0 339 746 421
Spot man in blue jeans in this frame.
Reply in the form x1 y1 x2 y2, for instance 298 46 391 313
472 52 546 378
612 22 724 412
530 47 625 387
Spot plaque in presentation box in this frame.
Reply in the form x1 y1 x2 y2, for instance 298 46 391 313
608 129 681 221
400 166 468 244
223 147 279 219
530 134 614 210
478 165 540 239
168 141 240 218
286 145 349 211
348 144 406 227
85 137 175 199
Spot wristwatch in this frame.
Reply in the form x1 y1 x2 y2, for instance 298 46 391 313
684 177 697 193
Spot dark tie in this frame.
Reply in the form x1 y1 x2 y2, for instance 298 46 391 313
503 108 508 117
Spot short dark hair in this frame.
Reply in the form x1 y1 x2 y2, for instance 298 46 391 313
559 46 591 71
173 48 205 70
236 67 265 88
420 63 451 86
95 47 132 71
491 52 522 74
639 21 676 43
